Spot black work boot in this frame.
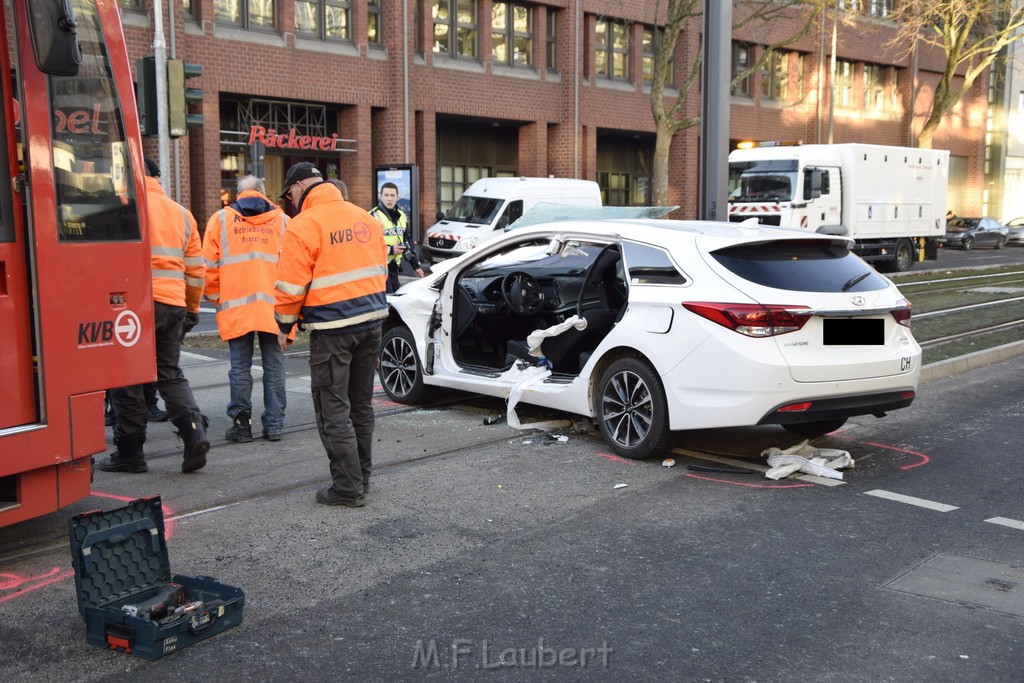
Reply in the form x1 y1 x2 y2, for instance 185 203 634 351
225 410 253 443
174 411 210 473
96 434 148 473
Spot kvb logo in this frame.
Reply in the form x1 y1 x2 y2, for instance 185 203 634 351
76 310 141 349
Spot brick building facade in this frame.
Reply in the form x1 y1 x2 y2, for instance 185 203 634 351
119 0 987 236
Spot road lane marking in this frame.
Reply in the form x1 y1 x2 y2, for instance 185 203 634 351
985 517 1024 531
864 489 959 512
181 350 217 362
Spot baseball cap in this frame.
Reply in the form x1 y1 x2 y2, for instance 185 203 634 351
144 158 160 177
279 162 322 199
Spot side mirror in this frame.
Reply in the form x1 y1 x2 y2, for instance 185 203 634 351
27 0 83 77
803 168 823 201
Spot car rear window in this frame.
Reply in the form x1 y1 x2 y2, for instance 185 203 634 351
710 240 889 293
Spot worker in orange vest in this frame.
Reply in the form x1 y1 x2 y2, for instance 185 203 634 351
203 175 289 443
275 163 388 507
99 159 210 474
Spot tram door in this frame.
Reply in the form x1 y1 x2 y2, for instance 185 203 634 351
0 7 35 429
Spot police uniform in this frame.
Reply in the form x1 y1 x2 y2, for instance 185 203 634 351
369 203 420 293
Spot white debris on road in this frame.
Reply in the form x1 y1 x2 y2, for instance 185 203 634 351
762 439 854 480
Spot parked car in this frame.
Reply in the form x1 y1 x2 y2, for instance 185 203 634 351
1003 217 1024 246
378 218 921 459
944 217 1008 250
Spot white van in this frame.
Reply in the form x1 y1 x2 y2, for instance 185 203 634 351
422 177 602 262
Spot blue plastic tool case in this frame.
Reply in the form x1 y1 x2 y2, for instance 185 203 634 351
68 496 244 659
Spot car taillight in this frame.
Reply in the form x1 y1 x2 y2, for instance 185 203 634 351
891 299 912 328
683 302 811 337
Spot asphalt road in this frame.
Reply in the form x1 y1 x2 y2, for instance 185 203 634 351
1 335 1023 680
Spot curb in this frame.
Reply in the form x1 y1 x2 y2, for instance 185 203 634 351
921 339 1024 384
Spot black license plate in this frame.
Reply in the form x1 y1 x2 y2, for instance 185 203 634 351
823 318 884 345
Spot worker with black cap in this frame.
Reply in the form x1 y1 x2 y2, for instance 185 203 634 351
99 158 210 474
275 162 388 507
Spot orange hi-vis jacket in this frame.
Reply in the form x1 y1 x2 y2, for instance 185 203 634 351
202 190 288 341
275 182 388 333
146 176 204 312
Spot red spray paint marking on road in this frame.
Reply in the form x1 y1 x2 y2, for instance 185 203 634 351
0 568 76 604
595 452 640 466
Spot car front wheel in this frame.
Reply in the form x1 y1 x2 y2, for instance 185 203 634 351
378 326 426 404
596 357 672 459
782 418 848 438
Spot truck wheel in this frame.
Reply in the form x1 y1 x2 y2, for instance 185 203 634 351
892 238 914 272
596 357 672 459
962 237 974 251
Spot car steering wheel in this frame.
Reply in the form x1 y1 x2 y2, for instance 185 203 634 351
501 271 544 315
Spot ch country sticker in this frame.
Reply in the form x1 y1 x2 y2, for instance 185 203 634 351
77 310 141 349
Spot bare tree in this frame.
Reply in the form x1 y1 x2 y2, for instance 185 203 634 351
889 0 1024 149
649 1 829 206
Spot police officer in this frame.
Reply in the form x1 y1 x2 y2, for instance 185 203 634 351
98 159 210 474
275 163 388 507
370 181 424 293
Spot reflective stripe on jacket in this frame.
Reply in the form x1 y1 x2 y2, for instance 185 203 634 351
369 205 408 268
203 190 288 341
275 182 388 332
147 176 203 311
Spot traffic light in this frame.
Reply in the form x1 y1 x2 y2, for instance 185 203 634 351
167 59 203 138
136 56 157 137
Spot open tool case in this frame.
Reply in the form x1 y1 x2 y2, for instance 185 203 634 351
68 496 244 659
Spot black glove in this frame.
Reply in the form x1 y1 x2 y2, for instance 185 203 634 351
182 312 199 338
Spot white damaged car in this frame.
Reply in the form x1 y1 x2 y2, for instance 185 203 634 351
378 218 920 459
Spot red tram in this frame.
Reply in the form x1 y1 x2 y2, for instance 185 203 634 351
0 0 154 527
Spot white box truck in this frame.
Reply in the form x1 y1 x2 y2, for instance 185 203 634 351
423 177 602 262
728 142 948 271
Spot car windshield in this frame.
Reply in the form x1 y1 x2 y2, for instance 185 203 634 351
729 160 798 202
711 239 889 293
946 218 977 233
467 240 599 278
444 195 503 224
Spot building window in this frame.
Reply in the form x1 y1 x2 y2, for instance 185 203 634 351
182 0 196 18
215 0 276 29
368 0 381 43
868 0 892 18
434 0 478 58
836 59 854 108
762 50 788 102
295 0 351 40
492 2 532 67
596 19 630 81
438 165 490 213
731 42 751 97
864 63 886 110
642 27 673 85
119 0 144 11
838 0 860 11
546 11 556 70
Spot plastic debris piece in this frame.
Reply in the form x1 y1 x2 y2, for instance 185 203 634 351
549 434 568 443
687 463 753 474
662 459 676 468
483 415 504 426
613 483 629 489
762 439 853 480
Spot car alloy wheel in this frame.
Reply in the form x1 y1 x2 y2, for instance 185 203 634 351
597 357 671 460
378 326 426 404
962 236 974 251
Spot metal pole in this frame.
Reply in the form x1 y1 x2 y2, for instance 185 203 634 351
699 0 731 221
168 0 180 201
828 0 838 145
152 0 169 190
573 1 580 178
403 0 410 161
817 10 824 144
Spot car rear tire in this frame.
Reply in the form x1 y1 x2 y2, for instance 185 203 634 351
378 326 426 404
962 236 974 251
782 418 848 438
596 357 672 460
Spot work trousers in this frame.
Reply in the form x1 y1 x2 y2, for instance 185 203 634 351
309 326 382 499
111 302 203 441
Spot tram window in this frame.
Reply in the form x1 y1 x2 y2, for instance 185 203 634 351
50 0 139 242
